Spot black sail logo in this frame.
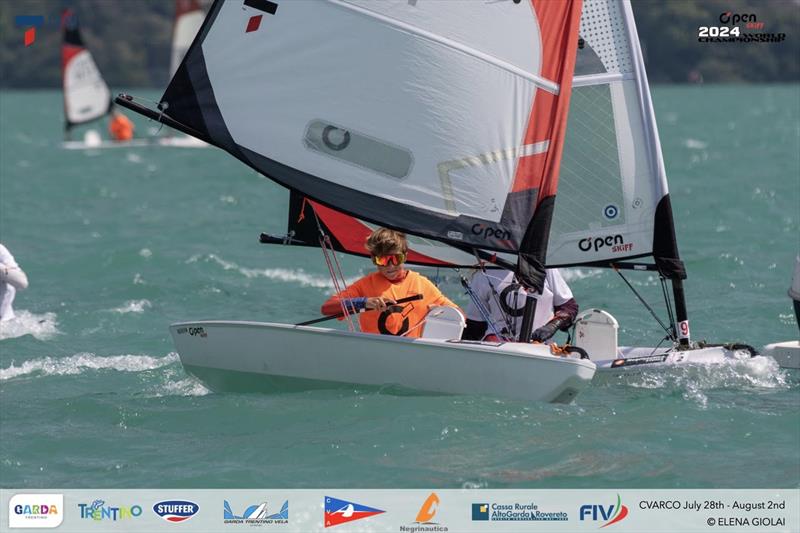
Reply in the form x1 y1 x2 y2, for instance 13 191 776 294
578 234 632 253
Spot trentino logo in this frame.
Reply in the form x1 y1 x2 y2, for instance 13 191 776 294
324 496 384 528
78 499 143 521
153 500 199 523
579 494 629 528
224 499 288 524
9 494 63 528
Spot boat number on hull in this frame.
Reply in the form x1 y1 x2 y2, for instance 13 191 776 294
176 326 207 338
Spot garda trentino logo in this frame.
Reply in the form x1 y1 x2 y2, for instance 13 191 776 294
153 500 199 523
471 501 568 522
401 492 448 532
579 494 629 528
9 494 63 528
324 496 384 528
78 499 142 521
224 499 289 525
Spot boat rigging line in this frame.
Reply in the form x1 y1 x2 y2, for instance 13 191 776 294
613 265 677 344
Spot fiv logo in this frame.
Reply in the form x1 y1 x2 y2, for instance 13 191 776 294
579 494 629 528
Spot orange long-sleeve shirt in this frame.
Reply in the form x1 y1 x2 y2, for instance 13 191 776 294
321 270 458 337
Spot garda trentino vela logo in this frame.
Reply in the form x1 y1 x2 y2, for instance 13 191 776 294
324 496 384 528
580 494 629 528
9 494 63 528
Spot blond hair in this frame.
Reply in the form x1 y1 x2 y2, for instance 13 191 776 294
366 228 408 256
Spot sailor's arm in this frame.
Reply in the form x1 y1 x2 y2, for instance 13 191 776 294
0 264 28 290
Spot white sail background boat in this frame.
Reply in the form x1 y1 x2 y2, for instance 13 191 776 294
60 8 118 148
159 0 210 148
116 0 756 400
61 5 208 150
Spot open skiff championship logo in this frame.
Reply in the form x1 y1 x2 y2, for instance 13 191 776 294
697 11 786 43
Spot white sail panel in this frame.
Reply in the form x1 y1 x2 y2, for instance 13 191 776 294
200 1 540 223
547 0 672 267
339 0 543 83
63 49 111 126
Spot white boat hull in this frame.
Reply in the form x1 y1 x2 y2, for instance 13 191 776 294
761 341 800 369
169 321 596 403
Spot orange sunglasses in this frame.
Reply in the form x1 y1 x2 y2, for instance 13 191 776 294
371 253 407 266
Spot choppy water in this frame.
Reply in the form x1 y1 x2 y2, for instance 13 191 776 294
0 85 798 489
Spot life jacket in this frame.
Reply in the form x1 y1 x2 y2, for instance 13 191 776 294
109 114 134 141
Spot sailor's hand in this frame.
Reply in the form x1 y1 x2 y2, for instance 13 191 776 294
531 321 559 343
366 297 396 311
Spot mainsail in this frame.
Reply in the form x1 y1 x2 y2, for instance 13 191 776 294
170 0 206 79
137 0 583 291
117 0 689 339
247 0 685 279
61 9 112 134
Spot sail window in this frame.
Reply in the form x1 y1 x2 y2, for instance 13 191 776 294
304 120 413 179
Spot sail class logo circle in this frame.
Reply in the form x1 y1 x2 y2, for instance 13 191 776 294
603 204 619 219
153 500 199 522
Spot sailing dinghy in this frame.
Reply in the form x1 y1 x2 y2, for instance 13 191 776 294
60 8 114 149
118 0 598 402
251 0 761 373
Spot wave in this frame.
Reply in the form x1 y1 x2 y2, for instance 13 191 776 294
0 310 59 341
109 299 152 314
608 356 790 408
188 253 360 288
560 268 604 282
684 138 708 150
0 352 179 381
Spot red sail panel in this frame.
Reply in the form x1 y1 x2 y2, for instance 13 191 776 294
310 200 454 266
511 0 582 202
